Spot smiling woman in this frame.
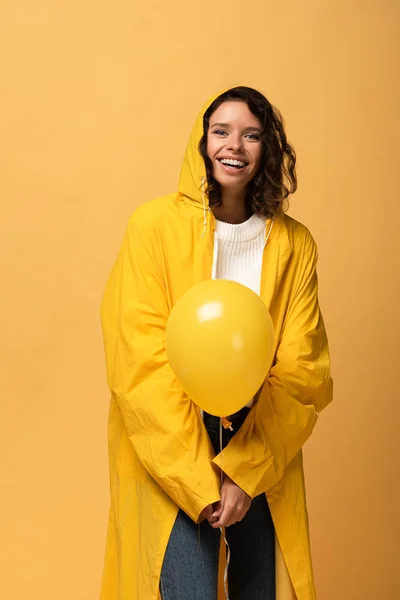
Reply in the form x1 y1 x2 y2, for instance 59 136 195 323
100 86 333 600
206 102 263 211
199 87 297 223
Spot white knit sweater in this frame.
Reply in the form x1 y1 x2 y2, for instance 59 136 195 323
212 213 266 409
212 213 266 295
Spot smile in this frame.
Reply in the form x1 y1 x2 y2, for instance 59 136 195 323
217 158 248 172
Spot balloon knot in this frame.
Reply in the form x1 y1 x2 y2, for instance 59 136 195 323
221 417 233 431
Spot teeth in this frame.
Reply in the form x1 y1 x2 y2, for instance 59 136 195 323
220 159 247 168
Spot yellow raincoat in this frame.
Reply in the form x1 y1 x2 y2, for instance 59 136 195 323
100 91 333 600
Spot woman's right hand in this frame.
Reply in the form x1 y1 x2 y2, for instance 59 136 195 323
199 504 218 524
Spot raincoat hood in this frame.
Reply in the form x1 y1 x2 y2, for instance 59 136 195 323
178 89 227 206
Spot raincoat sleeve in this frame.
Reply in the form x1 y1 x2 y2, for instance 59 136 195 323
212 232 333 499
101 212 220 522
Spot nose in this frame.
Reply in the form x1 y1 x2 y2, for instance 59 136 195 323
227 135 243 152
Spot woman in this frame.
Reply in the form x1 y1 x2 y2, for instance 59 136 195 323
100 86 333 600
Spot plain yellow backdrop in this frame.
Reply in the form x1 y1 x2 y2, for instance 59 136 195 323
1 1 399 598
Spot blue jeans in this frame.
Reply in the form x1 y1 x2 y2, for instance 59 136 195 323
160 408 275 599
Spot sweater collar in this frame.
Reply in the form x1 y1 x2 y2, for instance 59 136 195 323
215 213 266 243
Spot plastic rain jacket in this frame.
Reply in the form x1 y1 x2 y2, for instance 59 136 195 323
100 91 333 600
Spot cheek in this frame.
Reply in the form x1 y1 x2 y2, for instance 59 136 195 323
206 136 215 159
251 146 263 171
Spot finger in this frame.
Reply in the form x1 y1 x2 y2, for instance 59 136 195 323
211 513 226 528
225 520 237 528
213 509 228 528
207 512 219 524
201 505 213 521
212 502 223 518
212 506 236 529
212 517 236 528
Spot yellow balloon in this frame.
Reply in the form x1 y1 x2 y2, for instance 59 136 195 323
166 280 275 417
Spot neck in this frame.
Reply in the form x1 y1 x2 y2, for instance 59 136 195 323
212 187 249 224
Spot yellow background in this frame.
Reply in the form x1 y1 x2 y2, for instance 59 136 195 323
1 1 399 598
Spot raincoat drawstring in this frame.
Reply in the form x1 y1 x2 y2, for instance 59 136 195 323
201 176 208 238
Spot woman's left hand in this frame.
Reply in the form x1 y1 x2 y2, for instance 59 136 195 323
209 476 251 528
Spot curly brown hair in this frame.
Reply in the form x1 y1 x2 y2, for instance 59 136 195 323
198 86 297 218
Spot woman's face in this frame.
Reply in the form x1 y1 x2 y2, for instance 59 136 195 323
206 101 263 191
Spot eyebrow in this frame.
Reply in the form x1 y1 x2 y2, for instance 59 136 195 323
210 122 262 132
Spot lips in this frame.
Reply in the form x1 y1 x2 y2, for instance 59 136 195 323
217 158 249 175
218 158 248 169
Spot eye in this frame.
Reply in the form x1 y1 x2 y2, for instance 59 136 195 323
245 133 260 141
213 129 228 137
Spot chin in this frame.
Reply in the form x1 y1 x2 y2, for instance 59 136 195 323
211 165 254 190
213 174 249 189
